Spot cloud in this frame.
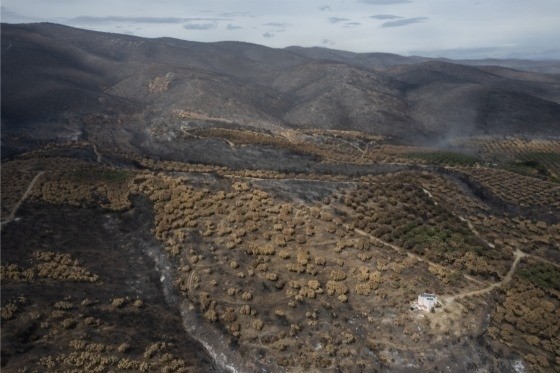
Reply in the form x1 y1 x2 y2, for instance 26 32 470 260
0 7 37 22
264 22 288 28
381 17 427 27
409 46 560 60
262 32 275 39
409 46 508 59
69 16 185 24
322 38 336 46
2 1 556 60
183 21 218 30
328 17 349 24
344 22 361 28
183 18 232 22
66 16 231 25
370 14 403 20
220 12 253 17
263 22 288 34
226 24 242 30
361 0 412 4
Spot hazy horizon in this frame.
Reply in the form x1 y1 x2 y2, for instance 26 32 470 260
2 0 559 60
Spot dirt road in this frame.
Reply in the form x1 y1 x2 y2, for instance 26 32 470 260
353 226 532 302
444 249 527 302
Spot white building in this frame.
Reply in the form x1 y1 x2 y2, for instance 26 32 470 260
417 293 437 311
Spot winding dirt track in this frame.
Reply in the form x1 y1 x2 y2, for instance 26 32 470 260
350 223 536 352
353 227 461 281
1 171 45 228
455 209 559 270
443 249 527 302
352 226 529 302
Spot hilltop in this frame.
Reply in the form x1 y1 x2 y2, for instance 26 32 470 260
2 22 560 160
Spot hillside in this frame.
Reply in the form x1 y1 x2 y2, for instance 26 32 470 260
2 22 560 159
2 22 560 373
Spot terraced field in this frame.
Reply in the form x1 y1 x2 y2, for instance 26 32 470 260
2 134 559 372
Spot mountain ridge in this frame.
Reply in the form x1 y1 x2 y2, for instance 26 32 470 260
2 22 560 159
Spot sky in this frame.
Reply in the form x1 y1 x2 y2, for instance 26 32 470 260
2 0 560 60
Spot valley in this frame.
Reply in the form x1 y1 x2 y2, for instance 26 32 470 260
1 23 559 372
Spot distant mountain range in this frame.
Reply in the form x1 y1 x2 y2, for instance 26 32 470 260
2 22 560 157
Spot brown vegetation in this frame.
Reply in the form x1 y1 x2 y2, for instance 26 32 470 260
2 132 559 371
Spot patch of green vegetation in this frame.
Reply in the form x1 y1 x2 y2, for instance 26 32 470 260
407 151 482 166
503 153 560 182
68 169 133 183
523 151 560 166
518 262 560 291
503 161 545 177
398 224 485 257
